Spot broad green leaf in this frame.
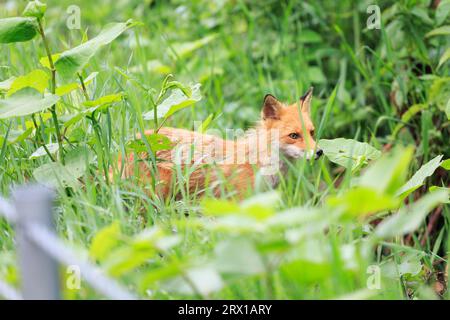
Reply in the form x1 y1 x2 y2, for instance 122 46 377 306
201 198 241 216
104 245 156 277
168 34 217 60
195 214 262 233
241 191 280 209
83 93 125 115
33 162 79 188
429 187 450 203
55 20 138 79
201 192 278 221
411 7 434 25
39 53 60 69
327 187 399 217
29 143 59 159
280 258 331 284
425 25 450 37
139 261 184 291
358 147 414 195
100 228 179 278
0 17 38 43
0 93 59 119
62 113 84 128
64 146 94 178
241 191 279 220
214 238 265 275
375 190 449 238
143 83 202 120
23 0 47 19
436 0 450 25
160 266 223 296
318 138 381 170
0 77 15 93
7 69 49 96
90 221 122 262
398 254 423 276
33 146 92 188
83 92 125 108
0 127 33 145
55 83 79 96
396 155 443 197
441 159 450 170
266 207 323 228
381 254 423 278
438 47 450 69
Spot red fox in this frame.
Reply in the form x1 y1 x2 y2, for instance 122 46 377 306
117 88 322 198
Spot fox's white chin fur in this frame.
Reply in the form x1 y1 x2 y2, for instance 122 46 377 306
281 145 315 160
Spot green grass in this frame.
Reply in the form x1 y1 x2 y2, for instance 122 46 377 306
0 0 449 300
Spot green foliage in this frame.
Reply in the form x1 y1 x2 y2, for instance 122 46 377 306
375 190 449 238
143 83 202 120
0 92 59 118
396 155 443 197
319 138 381 171
33 146 93 188
90 221 122 262
22 0 47 19
54 20 139 80
0 17 38 43
7 69 49 96
0 0 449 300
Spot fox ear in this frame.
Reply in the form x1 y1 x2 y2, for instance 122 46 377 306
300 87 314 113
262 94 282 120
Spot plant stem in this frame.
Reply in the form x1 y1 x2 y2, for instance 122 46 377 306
77 72 90 100
31 114 56 162
89 115 110 185
37 18 65 164
148 94 158 129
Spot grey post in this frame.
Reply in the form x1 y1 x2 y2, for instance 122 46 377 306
13 185 60 300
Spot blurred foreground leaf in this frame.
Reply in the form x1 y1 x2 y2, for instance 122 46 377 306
375 189 449 238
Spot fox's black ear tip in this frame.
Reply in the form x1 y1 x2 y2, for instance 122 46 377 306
264 93 277 101
300 87 314 101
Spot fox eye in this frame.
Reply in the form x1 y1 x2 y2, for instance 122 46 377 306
311 130 315 136
288 133 300 139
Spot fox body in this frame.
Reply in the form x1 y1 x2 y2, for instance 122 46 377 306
118 88 322 198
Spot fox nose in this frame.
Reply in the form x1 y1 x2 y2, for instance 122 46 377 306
315 149 323 159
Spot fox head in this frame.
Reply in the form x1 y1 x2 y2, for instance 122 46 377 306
261 87 323 160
